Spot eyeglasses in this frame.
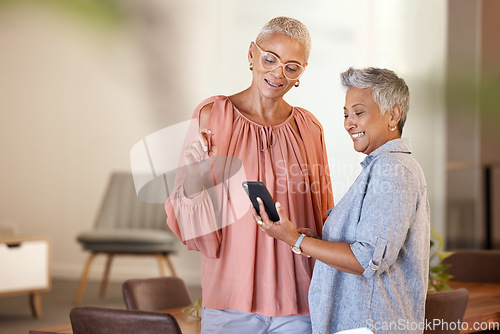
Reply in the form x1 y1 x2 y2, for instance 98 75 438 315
254 43 305 80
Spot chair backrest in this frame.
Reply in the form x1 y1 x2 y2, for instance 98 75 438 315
444 249 500 283
70 306 182 334
94 172 167 230
424 288 469 334
123 276 193 311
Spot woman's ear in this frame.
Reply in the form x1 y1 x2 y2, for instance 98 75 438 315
390 104 402 127
248 42 255 63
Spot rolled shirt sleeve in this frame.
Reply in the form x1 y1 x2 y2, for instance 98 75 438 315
350 161 419 278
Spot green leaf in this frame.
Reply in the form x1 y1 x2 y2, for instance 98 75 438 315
438 251 454 261
430 264 450 274
431 226 444 247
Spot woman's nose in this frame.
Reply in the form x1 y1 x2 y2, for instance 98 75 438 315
344 116 356 131
271 64 285 78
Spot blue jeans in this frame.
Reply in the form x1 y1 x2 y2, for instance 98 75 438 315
201 308 312 334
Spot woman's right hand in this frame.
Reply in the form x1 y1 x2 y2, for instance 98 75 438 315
183 129 214 164
183 128 217 197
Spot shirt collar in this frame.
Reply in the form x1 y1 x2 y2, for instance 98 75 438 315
361 138 412 168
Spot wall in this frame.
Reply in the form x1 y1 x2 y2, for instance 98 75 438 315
0 0 447 285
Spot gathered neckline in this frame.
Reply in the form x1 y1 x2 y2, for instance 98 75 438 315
227 97 296 129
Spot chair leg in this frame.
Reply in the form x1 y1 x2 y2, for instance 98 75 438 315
74 253 98 305
165 255 178 277
29 292 42 318
99 253 114 297
164 254 178 277
156 253 168 276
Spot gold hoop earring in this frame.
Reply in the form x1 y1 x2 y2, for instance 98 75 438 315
249 63 253 71
390 125 397 131
294 81 300 87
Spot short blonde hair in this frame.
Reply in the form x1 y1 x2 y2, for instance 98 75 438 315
256 16 311 62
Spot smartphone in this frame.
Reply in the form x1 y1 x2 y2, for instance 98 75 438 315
242 181 280 222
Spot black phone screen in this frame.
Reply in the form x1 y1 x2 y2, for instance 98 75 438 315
242 181 280 222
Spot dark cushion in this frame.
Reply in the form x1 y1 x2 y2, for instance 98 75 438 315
77 228 178 253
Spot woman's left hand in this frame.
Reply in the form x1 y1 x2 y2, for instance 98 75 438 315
296 227 319 239
255 198 301 247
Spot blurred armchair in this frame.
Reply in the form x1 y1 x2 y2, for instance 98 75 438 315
123 276 192 311
74 172 179 305
424 288 469 334
70 306 182 334
443 249 500 282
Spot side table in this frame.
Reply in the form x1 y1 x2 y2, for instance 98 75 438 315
0 235 51 318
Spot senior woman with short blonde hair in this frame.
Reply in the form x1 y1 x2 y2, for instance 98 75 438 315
257 67 430 333
166 16 333 334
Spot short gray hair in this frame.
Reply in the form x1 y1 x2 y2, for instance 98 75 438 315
340 67 410 134
256 16 311 62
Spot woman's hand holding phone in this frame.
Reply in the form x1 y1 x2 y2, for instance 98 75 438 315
255 198 301 248
243 181 313 256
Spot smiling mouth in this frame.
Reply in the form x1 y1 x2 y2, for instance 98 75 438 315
265 79 283 88
352 132 365 139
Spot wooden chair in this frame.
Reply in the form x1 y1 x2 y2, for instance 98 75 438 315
70 306 182 334
443 249 500 282
123 276 193 311
424 288 469 334
74 172 179 305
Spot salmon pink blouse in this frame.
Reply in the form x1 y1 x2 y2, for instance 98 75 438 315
165 95 333 317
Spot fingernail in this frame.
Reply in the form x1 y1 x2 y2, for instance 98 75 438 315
207 129 212 134
276 202 281 209
256 197 262 203
203 146 208 152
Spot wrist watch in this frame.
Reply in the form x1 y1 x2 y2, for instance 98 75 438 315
291 234 307 254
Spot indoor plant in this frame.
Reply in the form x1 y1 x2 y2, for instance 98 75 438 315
428 226 454 293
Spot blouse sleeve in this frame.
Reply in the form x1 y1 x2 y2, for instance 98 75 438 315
350 159 421 278
166 185 222 258
164 97 224 259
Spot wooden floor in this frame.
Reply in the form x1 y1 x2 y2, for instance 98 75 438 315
0 279 201 334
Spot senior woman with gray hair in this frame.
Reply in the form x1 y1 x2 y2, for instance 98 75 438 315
257 67 430 333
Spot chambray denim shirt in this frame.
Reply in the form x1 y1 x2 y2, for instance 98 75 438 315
309 138 430 334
